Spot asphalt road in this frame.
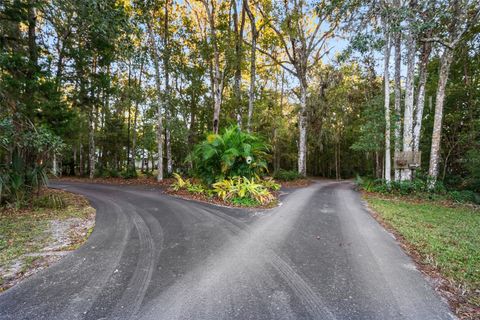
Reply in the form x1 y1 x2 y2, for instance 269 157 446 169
0 180 455 320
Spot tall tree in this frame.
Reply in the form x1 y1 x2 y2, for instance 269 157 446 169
400 0 417 181
428 0 479 186
256 0 348 175
381 3 392 183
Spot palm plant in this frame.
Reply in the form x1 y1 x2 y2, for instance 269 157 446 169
189 126 270 185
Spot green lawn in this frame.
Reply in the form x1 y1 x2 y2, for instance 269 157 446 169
366 195 480 312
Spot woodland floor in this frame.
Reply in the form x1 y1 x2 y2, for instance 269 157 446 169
364 193 480 320
0 188 95 292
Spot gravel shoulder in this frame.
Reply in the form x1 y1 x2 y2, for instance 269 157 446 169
0 188 95 292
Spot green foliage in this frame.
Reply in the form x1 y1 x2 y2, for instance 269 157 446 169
0 154 49 208
356 175 480 204
171 173 205 195
98 168 121 178
262 177 281 191
189 126 269 185
120 167 138 179
231 196 259 207
186 183 205 194
273 169 304 181
212 176 275 205
171 173 191 191
32 194 67 209
448 190 479 204
465 149 480 192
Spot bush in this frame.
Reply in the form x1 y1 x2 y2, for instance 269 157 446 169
231 196 259 207
356 175 479 204
0 155 48 207
273 169 304 181
32 193 66 209
171 173 205 195
212 176 276 205
448 190 479 204
97 167 120 178
171 173 192 191
121 167 137 179
188 126 269 185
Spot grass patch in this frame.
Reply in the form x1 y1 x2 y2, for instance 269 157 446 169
0 188 95 291
365 194 480 318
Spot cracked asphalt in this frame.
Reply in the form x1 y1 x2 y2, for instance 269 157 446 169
0 180 455 320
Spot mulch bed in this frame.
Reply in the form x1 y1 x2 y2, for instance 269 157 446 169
279 178 312 188
363 193 479 320
55 176 311 209
164 188 279 209
55 176 174 188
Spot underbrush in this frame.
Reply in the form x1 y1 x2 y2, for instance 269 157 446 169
273 169 304 181
356 175 480 205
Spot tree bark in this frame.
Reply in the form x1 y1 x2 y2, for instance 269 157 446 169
393 20 402 181
164 0 173 175
202 0 222 134
131 58 144 172
382 20 392 183
428 48 454 185
401 2 417 181
298 80 307 176
233 0 245 128
148 22 164 181
412 40 432 154
88 109 95 179
245 0 256 133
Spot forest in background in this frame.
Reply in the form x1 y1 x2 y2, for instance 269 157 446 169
1 0 480 204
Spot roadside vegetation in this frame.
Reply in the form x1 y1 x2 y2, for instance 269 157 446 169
0 188 95 292
169 126 282 207
359 176 480 319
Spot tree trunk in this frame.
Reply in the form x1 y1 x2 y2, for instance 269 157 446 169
245 1 257 133
393 23 402 181
382 18 392 183
298 80 307 176
166 127 172 175
401 5 416 181
148 22 164 181
233 0 245 128
88 109 95 179
52 153 58 176
79 143 84 176
274 70 285 173
73 146 77 176
428 48 454 186
412 41 432 154
132 59 144 172
202 1 222 134
164 0 173 175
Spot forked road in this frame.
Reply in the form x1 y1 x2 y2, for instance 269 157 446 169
0 181 455 320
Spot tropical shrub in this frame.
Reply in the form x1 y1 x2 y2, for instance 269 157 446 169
0 154 49 207
188 126 269 185
171 173 205 195
212 176 276 205
0 119 63 207
171 173 192 191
